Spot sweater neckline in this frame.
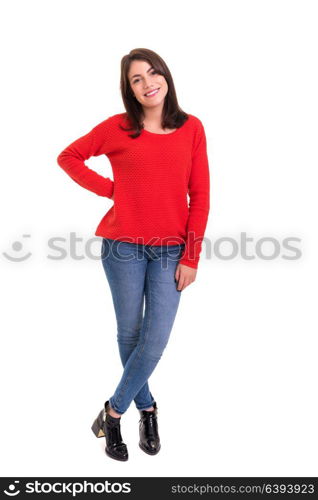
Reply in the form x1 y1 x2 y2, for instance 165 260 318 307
142 127 180 136
142 116 191 137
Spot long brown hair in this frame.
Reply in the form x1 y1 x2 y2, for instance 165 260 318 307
119 48 189 139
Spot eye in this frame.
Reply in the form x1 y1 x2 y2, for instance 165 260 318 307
132 70 158 84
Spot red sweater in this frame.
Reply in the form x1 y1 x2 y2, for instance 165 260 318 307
56 112 210 269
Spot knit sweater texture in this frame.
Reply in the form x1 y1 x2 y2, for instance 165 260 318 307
56 112 210 269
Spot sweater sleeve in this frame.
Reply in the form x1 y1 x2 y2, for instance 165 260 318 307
56 118 114 198
179 119 210 269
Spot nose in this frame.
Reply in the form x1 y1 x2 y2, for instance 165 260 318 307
143 77 152 90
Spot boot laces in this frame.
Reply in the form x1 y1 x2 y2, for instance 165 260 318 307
143 412 158 439
112 424 122 442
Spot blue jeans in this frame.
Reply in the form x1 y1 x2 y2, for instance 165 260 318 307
101 237 185 414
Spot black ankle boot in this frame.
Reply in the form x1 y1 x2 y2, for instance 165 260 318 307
138 401 161 455
91 401 128 461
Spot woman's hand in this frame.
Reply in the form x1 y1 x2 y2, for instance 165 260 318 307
175 263 197 291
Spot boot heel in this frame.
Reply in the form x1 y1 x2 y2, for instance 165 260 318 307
91 410 105 438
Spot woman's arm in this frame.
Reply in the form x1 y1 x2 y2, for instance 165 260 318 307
178 119 210 269
56 119 114 198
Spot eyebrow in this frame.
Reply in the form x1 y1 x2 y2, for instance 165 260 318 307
130 66 154 81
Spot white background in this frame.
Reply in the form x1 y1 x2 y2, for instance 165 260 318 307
1 0 317 477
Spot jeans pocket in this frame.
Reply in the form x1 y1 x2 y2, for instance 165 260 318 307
107 240 138 262
166 244 185 260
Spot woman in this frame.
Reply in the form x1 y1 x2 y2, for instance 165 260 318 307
57 48 210 462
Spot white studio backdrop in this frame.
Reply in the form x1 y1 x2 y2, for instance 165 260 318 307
0 0 317 477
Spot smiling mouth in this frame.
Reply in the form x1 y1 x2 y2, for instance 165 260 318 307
144 88 160 97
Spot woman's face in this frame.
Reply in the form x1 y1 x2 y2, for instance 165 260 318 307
128 60 168 110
